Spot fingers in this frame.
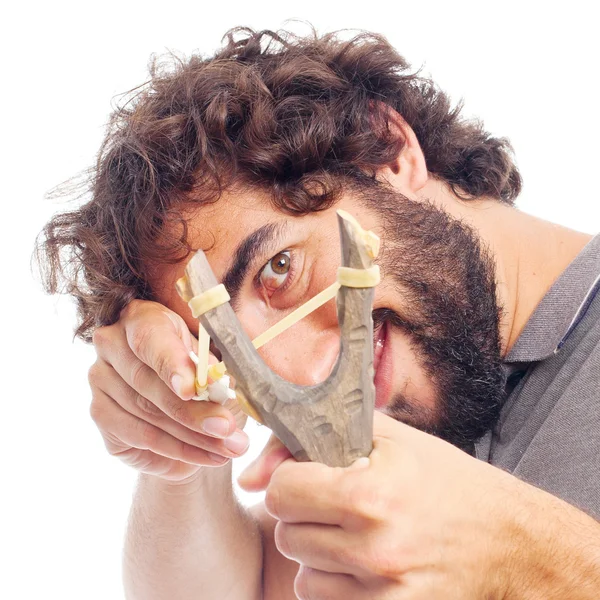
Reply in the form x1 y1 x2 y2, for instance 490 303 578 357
90 354 240 439
237 433 293 492
264 454 375 529
94 299 243 435
90 387 243 469
275 522 360 576
89 299 254 480
294 566 361 600
111 447 202 481
95 300 197 400
265 460 352 526
90 362 250 455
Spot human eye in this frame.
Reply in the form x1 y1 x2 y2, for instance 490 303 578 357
257 250 293 295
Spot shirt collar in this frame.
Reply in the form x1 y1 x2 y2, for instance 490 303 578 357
505 234 600 363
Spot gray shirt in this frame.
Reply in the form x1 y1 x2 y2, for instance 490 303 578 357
475 235 600 520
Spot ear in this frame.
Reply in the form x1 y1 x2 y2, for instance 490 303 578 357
371 103 428 196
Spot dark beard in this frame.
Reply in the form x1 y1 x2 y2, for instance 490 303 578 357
358 183 506 452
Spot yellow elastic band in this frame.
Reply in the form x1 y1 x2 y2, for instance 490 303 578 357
363 231 381 260
188 284 231 318
251 281 341 349
175 276 193 303
236 390 264 424
196 325 210 389
337 265 381 288
207 362 227 381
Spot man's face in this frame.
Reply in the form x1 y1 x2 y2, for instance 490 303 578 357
153 183 505 450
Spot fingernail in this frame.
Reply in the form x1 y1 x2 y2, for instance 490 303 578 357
171 374 184 398
224 430 250 455
201 417 231 438
171 373 191 400
172 373 194 400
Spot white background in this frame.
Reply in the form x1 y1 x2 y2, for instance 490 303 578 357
2 1 598 598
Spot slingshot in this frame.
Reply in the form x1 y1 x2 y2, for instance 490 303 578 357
175 210 380 467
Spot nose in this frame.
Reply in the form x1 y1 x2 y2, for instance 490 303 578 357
231 287 342 386
244 292 340 386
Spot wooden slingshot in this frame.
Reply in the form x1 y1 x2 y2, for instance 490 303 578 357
176 210 380 467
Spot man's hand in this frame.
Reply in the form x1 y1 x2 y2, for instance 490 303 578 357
88 300 249 482
241 411 600 599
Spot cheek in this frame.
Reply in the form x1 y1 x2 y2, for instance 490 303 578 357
235 303 270 340
388 329 437 411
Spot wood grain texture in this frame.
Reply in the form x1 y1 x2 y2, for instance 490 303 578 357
181 211 375 467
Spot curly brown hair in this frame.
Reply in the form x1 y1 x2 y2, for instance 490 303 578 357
36 26 522 342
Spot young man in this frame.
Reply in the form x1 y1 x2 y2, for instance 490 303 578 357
39 27 600 599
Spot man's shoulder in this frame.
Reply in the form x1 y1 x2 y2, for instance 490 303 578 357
498 292 600 518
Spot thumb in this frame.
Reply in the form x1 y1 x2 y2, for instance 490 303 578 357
237 433 292 492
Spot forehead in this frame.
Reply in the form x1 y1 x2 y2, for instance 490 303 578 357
185 188 278 274
182 186 348 277
149 186 375 311
186 189 300 279
151 190 303 319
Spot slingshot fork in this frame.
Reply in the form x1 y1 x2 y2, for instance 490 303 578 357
176 210 379 467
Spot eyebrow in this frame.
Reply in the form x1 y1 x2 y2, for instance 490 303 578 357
222 221 289 309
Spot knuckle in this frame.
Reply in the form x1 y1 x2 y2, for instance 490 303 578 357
169 402 194 428
294 566 316 600
361 535 400 579
92 326 110 350
128 324 175 383
152 350 173 385
133 393 163 418
162 308 184 332
129 359 148 392
340 478 384 527
335 544 361 571
138 421 159 449
87 362 102 388
115 446 150 469
89 398 105 427
273 521 290 557
121 299 165 324
120 299 144 320
179 441 203 464
128 323 154 358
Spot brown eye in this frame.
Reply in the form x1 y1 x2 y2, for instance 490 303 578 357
271 252 290 274
259 251 291 290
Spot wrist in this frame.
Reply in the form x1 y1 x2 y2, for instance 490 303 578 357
142 461 234 497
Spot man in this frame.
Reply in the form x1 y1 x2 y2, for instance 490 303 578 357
38 27 600 599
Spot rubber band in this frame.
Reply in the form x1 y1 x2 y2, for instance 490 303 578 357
236 389 264 424
251 281 341 349
175 276 193 303
196 325 210 389
337 265 380 288
363 231 381 259
208 362 227 381
188 284 230 318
